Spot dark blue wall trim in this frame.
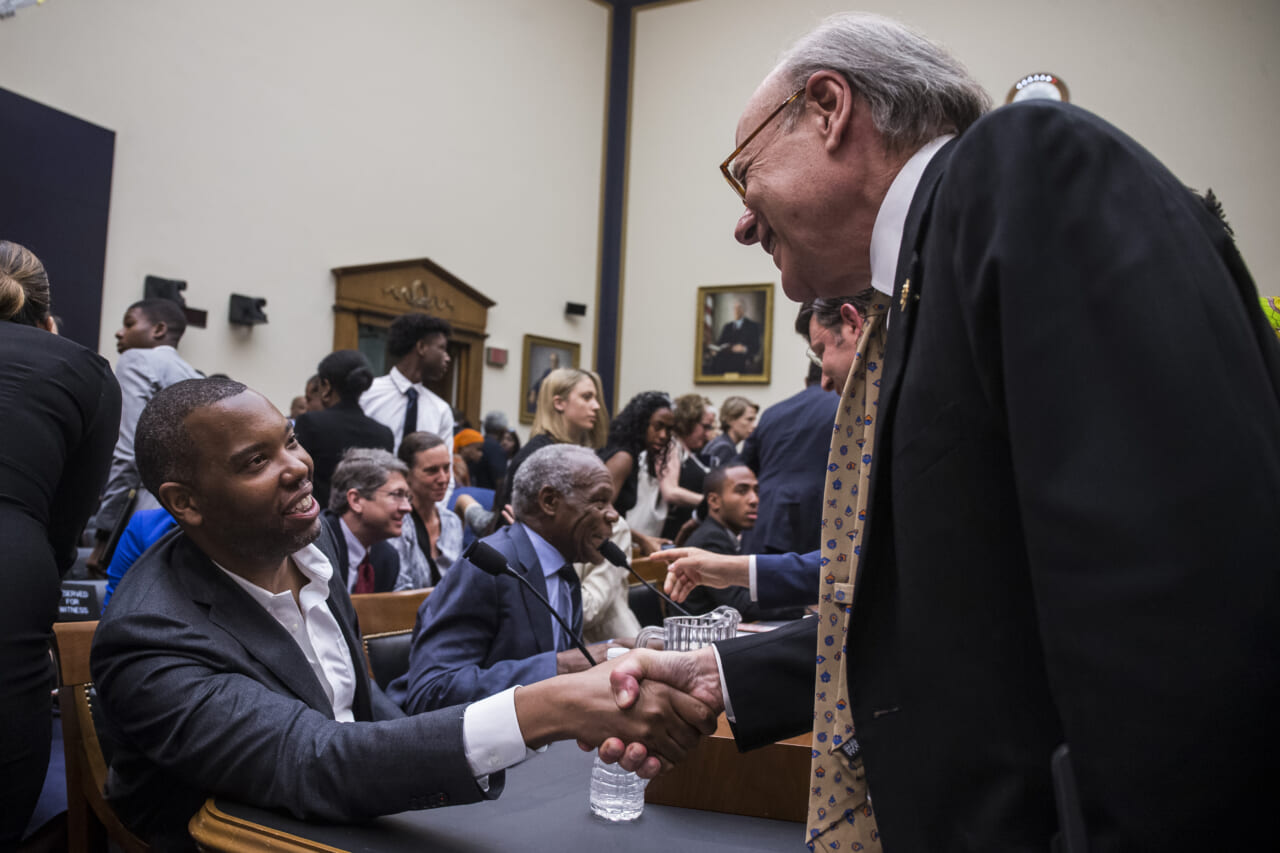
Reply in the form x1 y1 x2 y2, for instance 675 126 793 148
594 0 675 412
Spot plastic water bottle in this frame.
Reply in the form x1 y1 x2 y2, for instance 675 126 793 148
589 755 649 821
589 646 650 821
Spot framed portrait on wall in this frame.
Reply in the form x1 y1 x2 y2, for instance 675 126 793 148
519 334 580 424
694 283 773 384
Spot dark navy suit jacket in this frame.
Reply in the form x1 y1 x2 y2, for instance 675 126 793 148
740 383 839 555
390 522 561 713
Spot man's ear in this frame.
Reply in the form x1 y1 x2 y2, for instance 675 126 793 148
839 302 865 340
346 488 365 517
805 70 855 153
706 490 723 516
536 485 561 519
158 482 202 527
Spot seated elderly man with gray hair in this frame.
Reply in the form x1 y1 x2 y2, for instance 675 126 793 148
320 447 411 594
390 444 628 713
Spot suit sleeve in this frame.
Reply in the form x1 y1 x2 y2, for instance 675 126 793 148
938 103 1280 840
716 617 817 751
755 550 819 608
392 558 557 714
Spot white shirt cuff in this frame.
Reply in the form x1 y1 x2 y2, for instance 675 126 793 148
748 554 758 602
462 686 534 781
711 644 736 723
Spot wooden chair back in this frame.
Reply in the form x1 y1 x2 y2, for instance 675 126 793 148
51 620 149 853
350 588 432 689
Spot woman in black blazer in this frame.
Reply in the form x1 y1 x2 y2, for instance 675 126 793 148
0 241 121 844
293 350 394 511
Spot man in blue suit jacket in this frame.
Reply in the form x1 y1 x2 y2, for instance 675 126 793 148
392 444 624 713
740 363 838 555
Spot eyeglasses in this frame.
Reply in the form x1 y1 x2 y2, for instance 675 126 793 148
719 88 805 201
804 346 823 369
376 488 413 504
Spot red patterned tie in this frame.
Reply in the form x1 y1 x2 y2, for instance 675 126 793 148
353 553 376 594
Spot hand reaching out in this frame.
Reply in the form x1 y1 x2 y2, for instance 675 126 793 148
651 547 750 602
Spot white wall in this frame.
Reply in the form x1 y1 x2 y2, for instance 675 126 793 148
622 0 1280 414
0 0 609 418
3 0 1277 423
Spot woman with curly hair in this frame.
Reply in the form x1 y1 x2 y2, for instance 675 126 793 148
600 391 682 553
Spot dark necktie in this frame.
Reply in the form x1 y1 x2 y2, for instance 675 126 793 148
353 552 376 594
555 564 583 651
402 386 419 443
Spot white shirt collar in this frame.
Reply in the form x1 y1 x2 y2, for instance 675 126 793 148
338 516 367 571
214 542 334 606
868 134 954 296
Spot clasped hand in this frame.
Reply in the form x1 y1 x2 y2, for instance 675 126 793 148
576 646 725 777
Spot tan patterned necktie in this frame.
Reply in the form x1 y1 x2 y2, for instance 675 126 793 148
805 306 886 852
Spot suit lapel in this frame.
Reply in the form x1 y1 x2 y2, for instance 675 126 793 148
507 524 557 654
877 139 955 422
180 537 337 715
314 519 375 721
858 141 955 593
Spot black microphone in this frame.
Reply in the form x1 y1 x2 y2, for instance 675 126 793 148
598 540 692 617
464 540 596 667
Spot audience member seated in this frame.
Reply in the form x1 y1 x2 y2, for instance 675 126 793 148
469 411 511 491
360 312 453 454
102 506 177 608
740 362 840 555
699 395 757 469
391 431 462 588
661 394 715 540
500 429 521 459
86 297 202 573
452 428 484 488
293 349 394 510
322 448 409 594
91 377 717 850
602 391 675 553
391 445 626 713
682 465 808 622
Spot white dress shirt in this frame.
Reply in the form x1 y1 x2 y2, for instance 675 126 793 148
359 365 454 455
217 543 529 779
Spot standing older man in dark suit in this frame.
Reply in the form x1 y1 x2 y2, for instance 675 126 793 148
610 12 1280 852
391 444 625 713
91 378 716 850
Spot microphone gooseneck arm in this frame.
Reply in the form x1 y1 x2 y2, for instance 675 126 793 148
464 540 597 667
598 540 693 617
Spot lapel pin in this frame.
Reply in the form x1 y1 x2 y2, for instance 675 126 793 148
898 278 911 311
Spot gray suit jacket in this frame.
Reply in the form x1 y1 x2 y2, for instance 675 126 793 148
90 345 201 533
91 521 497 850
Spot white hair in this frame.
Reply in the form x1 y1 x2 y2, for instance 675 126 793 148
774 12 991 152
511 444 604 519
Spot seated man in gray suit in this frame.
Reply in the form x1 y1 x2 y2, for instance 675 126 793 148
91 378 715 850
391 445 625 714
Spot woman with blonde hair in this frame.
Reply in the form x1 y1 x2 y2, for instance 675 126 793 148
1 241 121 843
